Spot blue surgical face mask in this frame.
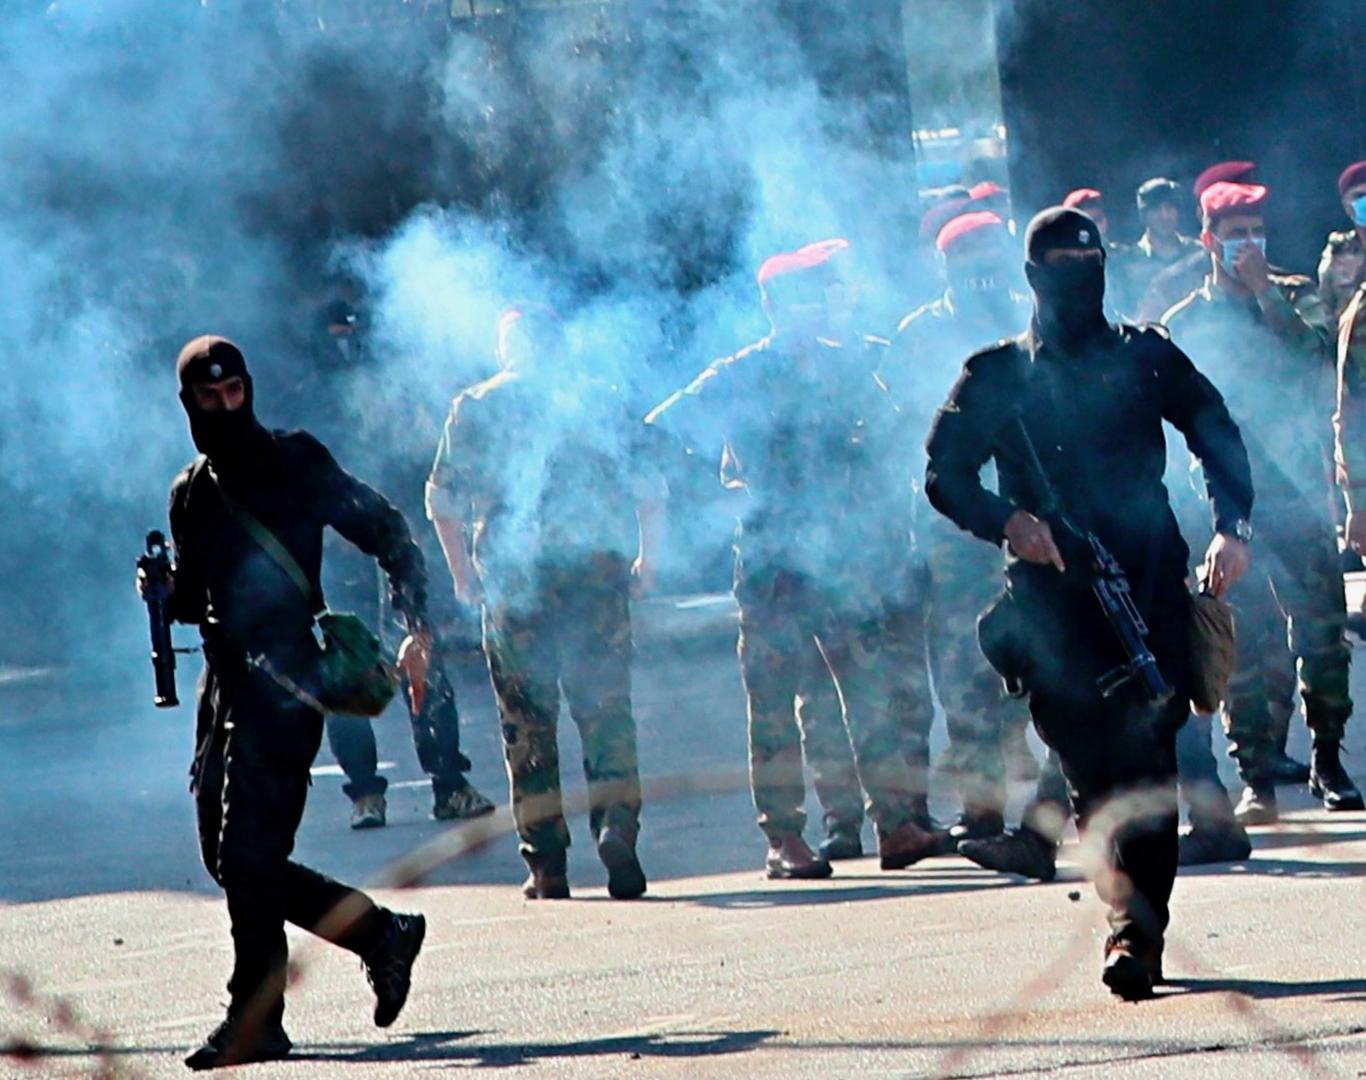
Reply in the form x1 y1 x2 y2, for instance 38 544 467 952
1220 236 1266 272
1351 194 1366 228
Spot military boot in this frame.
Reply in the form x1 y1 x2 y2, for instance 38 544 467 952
1267 751 1310 785
958 826 1057 882
522 850 571 899
1233 781 1278 825
597 825 647 900
877 818 940 870
1177 822 1251 866
1309 740 1365 811
947 808 1005 843
765 835 833 880
817 821 864 862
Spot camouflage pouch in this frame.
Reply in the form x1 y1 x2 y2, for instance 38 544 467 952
313 611 398 717
1188 589 1236 714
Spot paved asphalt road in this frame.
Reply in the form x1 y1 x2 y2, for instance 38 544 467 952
3 598 1366 1077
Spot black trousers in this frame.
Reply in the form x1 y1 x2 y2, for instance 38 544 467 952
1015 576 1189 953
193 661 387 1019
325 645 471 801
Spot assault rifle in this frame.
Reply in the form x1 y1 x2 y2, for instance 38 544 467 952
1012 418 1172 704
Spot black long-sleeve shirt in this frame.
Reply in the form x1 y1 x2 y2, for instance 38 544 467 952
924 323 1253 591
167 430 428 658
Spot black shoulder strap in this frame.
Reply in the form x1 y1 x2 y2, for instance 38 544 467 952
206 465 322 614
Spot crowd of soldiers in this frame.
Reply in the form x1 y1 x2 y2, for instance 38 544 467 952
144 155 1366 1066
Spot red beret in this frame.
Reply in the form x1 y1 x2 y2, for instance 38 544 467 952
756 238 850 287
1339 161 1366 198
1199 181 1268 225
936 211 1006 254
1193 161 1256 197
968 181 1005 201
1062 188 1103 210
918 197 971 245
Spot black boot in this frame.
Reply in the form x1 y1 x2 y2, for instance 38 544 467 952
184 1008 292 1071
598 825 648 899
947 808 1004 843
1310 740 1365 812
817 822 864 861
1177 821 1251 866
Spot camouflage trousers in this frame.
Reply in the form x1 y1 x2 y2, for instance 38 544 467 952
736 565 923 841
482 556 641 860
1222 513 1351 782
894 521 1029 815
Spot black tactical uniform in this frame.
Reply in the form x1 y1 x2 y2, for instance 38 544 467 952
165 337 426 1068
925 209 1253 999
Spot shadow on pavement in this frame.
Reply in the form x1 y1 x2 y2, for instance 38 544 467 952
1162 976 1366 1001
663 878 1013 909
292 1027 780 1066
1178 855 1366 879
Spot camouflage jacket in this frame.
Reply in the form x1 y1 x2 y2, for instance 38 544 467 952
1318 227 1366 323
1163 272 1334 505
1334 283 1366 509
645 333 916 597
426 367 664 584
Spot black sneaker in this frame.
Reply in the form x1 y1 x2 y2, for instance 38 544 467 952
184 1011 292 1071
597 825 647 900
364 912 426 1028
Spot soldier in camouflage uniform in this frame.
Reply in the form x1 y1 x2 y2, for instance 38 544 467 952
1111 178 1201 322
1164 180 1362 823
647 239 940 880
881 210 1035 841
425 306 659 901
1318 162 1366 323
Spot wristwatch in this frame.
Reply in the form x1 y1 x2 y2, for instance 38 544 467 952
1225 518 1253 544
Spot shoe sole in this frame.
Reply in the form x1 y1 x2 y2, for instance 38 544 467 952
375 917 426 1028
765 862 834 880
1102 954 1155 1002
598 833 647 900
351 817 386 830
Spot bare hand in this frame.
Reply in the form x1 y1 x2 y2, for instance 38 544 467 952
630 555 654 599
397 629 433 715
1004 510 1066 572
1233 241 1271 295
135 566 174 601
1200 533 1251 599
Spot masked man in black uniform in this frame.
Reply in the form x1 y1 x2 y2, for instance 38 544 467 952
139 337 431 1069
924 210 1254 1001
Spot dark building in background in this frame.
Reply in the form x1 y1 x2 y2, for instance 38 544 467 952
996 0 1366 272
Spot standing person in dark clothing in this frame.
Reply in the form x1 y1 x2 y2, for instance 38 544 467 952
648 240 940 881
426 306 657 901
1112 178 1200 320
140 336 430 1069
925 209 1254 1001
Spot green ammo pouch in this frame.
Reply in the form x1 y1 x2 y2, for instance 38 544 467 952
210 468 398 717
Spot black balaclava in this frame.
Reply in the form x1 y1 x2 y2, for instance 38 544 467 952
176 335 270 471
1023 207 1109 351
